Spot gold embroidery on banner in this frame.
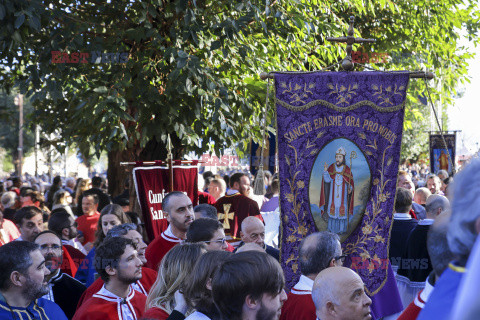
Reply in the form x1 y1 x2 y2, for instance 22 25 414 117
327 83 359 106
219 204 234 229
280 81 316 104
275 98 405 112
343 144 393 288
372 84 406 106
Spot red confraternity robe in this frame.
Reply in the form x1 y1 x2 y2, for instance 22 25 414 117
76 266 157 309
214 192 261 239
145 225 182 271
73 285 146 320
280 275 316 320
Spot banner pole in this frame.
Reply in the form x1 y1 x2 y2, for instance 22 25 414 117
167 134 174 192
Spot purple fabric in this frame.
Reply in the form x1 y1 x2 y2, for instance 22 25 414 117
370 263 403 319
275 71 410 295
261 196 279 212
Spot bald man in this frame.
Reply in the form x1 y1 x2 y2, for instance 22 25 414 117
280 232 342 320
312 267 372 320
237 216 279 261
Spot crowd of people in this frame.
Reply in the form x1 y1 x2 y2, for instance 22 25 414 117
0 157 478 319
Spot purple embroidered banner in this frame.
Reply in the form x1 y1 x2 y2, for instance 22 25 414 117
276 71 410 295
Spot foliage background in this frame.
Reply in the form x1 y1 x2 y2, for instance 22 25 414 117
0 0 478 193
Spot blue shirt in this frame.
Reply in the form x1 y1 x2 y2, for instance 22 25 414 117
0 296 67 320
417 262 465 320
75 247 97 287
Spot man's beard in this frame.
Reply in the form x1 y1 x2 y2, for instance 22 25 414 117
22 275 49 301
255 301 279 320
172 217 193 233
117 269 142 285
68 228 78 239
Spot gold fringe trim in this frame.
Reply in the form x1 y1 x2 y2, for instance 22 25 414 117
275 98 405 113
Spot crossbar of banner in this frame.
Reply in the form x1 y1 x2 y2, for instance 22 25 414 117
120 160 204 192
119 160 204 166
259 71 434 80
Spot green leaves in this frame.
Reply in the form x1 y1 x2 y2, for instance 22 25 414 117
0 5 6 20
14 14 24 29
0 0 477 165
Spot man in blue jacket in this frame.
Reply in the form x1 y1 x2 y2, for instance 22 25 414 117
0 241 67 319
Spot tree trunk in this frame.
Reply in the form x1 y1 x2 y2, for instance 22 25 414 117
106 135 185 202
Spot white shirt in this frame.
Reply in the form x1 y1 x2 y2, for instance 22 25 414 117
93 285 139 320
418 219 434 226
185 311 212 320
393 213 412 220
291 275 314 295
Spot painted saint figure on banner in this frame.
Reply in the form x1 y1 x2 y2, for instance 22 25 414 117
438 150 449 171
319 147 355 234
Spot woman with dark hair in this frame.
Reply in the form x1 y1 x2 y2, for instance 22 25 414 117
75 204 130 286
46 175 62 209
184 251 232 320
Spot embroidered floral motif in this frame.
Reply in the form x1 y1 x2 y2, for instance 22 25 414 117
371 84 405 105
327 83 359 106
280 81 316 104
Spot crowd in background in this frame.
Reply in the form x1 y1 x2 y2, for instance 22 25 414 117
0 159 478 320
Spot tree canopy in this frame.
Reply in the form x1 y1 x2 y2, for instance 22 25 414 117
0 0 478 191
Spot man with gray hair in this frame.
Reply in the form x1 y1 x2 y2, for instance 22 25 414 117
396 194 450 308
312 266 372 320
280 231 343 320
417 158 480 320
64 177 76 195
1 191 19 221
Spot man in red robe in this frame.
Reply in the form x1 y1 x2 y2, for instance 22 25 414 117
319 147 354 234
76 224 157 308
214 173 261 239
73 237 146 320
281 232 343 320
145 191 194 270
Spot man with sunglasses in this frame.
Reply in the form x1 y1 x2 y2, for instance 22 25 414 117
186 218 229 251
48 209 88 255
34 231 86 319
280 231 344 320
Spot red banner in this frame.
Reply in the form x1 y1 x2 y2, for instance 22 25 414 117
133 165 198 241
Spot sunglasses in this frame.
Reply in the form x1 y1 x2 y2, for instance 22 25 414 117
333 255 347 263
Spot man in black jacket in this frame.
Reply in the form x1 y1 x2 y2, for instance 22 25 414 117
34 231 86 319
389 187 418 272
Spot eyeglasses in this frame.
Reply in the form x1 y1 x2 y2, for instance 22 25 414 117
203 238 227 245
333 255 347 264
39 244 62 252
